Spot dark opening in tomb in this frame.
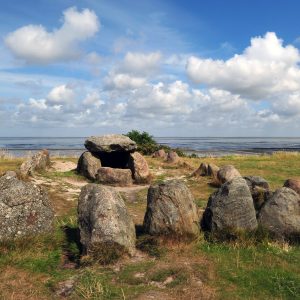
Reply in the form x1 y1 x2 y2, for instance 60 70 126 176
95 151 131 169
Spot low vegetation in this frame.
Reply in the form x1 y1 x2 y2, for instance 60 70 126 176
0 151 300 299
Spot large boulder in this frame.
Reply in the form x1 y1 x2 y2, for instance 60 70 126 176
84 134 137 153
258 187 300 241
143 180 199 239
78 184 136 259
20 149 50 176
283 179 300 195
128 152 151 183
192 162 208 177
244 176 271 211
166 151 179 163
0 171 54 240
152 149 166 159
96 167 133 186
77 151 101 180
202 177 258 234
217 165 241 185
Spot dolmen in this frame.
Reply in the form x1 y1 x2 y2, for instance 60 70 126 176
77 134 151 185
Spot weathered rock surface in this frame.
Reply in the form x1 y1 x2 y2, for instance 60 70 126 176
78 184 136 257
152 149 166 159
258 187 300 241
77 151 101 180
217 165 241 185
192 162 208 177
207 163 220 181
166 151 179 163
0 171 54 240
20 150 50 176
143 180 199 238
84 134 137 153
283 179 300 195
202 177 258 233
128 152 151 183
244 176 271 211
96 167 133 186
244 176 270 190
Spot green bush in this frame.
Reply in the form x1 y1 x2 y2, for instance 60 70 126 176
125 130 159 155
125 130 156 146
125 130 186 156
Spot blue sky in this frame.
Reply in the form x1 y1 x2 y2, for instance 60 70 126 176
1 0 300 136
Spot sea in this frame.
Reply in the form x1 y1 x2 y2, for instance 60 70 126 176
1 137 300 157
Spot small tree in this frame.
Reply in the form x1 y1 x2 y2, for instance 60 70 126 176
125 130 158 155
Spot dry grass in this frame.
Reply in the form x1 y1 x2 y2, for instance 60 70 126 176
0 152 299 299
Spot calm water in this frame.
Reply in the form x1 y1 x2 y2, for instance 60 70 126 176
1 137 300 157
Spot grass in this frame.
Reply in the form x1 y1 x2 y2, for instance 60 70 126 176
198 241 300 299
0 152 299 299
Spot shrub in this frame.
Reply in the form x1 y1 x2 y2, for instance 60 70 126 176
125 130 158 155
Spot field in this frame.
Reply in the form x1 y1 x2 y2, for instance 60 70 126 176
0 152 300 299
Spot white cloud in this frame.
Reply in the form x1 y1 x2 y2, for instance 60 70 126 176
121 51 161 75
83 91 104 107
47 84 75 104
104 51 161 90
105 73 146 90
186 32 300 99
28 98 47 110
5 7 100 64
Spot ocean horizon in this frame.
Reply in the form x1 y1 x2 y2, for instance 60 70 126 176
1 136 300 157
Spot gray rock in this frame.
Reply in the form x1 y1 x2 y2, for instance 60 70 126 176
152 149 166 159
202 177 258 233
283 179 300 195
258 187 300 241
143 180 199 238
77 151 101 180
192 162 208 177
166 151 179 163
244 176 271 211
217 165 241 185
56 277 77 297
78 184 136 258
96 167 133 186
128 152 151 183
84 134 137 153
0 171 54 240
20 149 50 176
244 176 270 190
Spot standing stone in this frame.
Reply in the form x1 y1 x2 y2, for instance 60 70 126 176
202 177 258 233
128 152 151 183
166 151 179 163
77 151 101 180
207 163 220 181
244 176 271 211
283 179 300 195
258 187 300 241
192 162 208 177
0 171 54 240
84 134 137 153
217 165 241 185
96 167 133 186
152 149 166 159
20 149 50 176
78 184 136 259
143 180 199 239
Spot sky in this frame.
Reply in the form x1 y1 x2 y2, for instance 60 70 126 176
1 0 300 137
